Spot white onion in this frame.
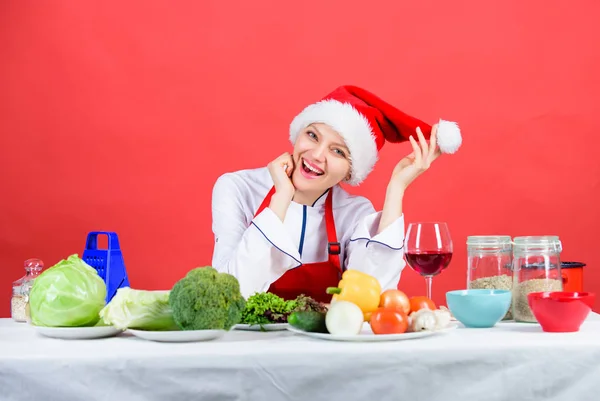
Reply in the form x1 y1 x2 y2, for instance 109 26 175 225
325 301 364 335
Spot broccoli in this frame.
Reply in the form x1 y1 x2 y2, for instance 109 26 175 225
169 266 246 330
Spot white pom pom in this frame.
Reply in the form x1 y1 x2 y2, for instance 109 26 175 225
436 119 462 154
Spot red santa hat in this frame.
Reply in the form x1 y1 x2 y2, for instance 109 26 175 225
289 85 462 186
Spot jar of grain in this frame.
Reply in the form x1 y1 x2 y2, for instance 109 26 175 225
11 258 44 322
467 236 513 320
512 236 563 323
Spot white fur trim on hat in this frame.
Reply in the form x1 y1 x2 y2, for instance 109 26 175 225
289 99 378 186
437 119 462 154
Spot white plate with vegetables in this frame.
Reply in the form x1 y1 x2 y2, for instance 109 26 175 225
32 325 123 340
286 300 457 342
287 323 457 342
127 328 227 342
234 323 289 331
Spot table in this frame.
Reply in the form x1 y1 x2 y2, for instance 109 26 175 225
1 314 600 401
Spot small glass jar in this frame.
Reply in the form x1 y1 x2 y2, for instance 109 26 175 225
467 236 513 319
11 258 44 322
512 236 563 323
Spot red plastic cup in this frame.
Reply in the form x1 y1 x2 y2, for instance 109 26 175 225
527 291 595 332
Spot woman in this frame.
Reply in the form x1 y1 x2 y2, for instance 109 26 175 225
211 85 462 302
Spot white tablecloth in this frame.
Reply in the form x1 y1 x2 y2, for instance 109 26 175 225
1 314 600 401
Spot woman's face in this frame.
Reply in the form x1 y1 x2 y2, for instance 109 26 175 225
291 123 351 194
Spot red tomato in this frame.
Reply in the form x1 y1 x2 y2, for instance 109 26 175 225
370 307 408 334
409 296 436 313
379 289 411 315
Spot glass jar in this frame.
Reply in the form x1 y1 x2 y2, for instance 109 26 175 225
467 235 513 319
512 236 563 322
11 258 44 322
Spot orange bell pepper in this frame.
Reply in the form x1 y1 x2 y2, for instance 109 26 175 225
326 270 382 321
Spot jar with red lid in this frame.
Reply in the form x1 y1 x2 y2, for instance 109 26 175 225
560 261 585 293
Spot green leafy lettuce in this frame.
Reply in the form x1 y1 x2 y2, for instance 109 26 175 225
240 292 297 325
240 293 329 326
99 287 179 331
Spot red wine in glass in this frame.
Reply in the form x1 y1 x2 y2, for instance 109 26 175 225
404 222 453 300
405 251 453 276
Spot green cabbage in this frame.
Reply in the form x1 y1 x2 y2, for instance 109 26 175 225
99 287 178 331
29 254 107 327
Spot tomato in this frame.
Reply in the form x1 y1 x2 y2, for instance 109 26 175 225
409 296 436 313
369 307 408 334
379 289 411 315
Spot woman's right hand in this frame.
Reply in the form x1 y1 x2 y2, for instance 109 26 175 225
267 152 296 200
267 152 296 221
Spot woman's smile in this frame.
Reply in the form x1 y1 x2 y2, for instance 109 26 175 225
300 157 325 179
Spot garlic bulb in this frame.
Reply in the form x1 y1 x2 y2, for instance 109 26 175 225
433 308 451 330
409 309 437 332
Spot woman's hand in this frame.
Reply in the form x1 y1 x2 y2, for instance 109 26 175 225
376 124 442 234
267 152 296 221
268 152 296 199
389 124 441 193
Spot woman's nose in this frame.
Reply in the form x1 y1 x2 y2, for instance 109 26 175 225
310 144 327 162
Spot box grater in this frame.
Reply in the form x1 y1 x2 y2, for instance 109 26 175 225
82 231 130 303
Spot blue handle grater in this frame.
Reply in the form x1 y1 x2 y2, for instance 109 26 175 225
82 231 130 303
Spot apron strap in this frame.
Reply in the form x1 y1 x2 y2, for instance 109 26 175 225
324 189 341 272
253 186 341 272
254 186 277 218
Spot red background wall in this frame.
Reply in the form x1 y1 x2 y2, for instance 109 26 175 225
1 0 599 317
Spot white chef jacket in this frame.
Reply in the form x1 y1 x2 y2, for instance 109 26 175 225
211 167 407 299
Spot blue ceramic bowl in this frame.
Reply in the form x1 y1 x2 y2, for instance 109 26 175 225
446 289 512 328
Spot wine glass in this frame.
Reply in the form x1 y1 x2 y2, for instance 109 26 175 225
404 222 453 300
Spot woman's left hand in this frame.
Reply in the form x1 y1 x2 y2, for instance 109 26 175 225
389 124 442 193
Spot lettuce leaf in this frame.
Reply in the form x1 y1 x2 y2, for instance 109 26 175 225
240 292 297 325
99 287 178 331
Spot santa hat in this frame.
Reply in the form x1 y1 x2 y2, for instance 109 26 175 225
289 85 462 186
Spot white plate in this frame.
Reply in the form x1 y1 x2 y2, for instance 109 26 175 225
234 323 289 331
33 325 122 340
287 323 458 342
127 328 226 342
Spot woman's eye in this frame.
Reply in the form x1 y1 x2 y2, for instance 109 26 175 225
334 149 346 158
307 131 317 140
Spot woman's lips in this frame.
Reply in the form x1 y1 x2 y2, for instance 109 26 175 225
300 164 320 180
303 158 325 174
298 158 325 180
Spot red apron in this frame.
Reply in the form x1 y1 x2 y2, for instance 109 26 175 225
253 186 342 303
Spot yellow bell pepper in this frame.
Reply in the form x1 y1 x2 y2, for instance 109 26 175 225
326 270 381 321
